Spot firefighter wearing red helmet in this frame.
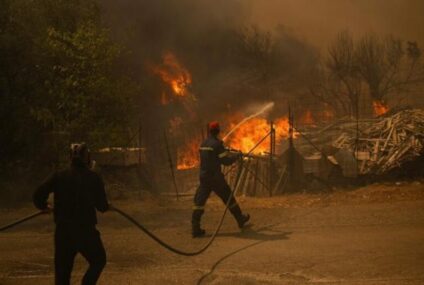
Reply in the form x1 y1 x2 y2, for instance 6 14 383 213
191 121 250 237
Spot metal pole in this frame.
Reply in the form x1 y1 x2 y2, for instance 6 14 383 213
163 131 179 200
355 94 359 177
138 123 142 165
288 106 294 191
269 120 275 196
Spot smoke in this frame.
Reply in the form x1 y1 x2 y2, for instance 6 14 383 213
248 0 424 49
100 0 423 125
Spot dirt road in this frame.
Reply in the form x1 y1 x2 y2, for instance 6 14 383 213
1 183 424 284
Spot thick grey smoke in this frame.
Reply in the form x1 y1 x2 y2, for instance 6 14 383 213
248 0 424 49
101 0 319 123
100 0 423 125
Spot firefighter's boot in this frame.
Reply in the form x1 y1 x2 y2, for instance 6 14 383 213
230 204 250 228
192 209 206 238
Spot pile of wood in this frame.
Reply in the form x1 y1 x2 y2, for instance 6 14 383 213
332 109 424 174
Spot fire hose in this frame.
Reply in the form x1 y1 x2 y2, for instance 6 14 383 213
111 158 244 256
0 211 45 232
0 135 268 255
0 159 244 256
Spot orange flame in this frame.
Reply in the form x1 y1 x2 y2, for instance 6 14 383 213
175 115 294 170
226 116 291 154
373 101 389 116
152 52 192 99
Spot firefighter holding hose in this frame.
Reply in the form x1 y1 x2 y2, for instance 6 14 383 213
192 121 250 238
33 143 109 285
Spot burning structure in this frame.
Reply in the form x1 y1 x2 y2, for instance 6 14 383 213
128 49 424 197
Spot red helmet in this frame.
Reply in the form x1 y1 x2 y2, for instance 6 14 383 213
208 121 220 132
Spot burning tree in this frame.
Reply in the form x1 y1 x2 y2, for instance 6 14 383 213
355 35 424 114
324 32 362 116
310 31 424 117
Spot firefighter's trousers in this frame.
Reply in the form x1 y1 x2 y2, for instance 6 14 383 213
55 223 106 285
192 174 243 230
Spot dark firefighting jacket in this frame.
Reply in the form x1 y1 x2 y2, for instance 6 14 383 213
199 135 239 179
33 166 109 225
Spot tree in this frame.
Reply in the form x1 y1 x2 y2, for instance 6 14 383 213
0 0 140 166
230 25 318 108
38 23 138 146
308 63 351 117
326 31 363 117
356 34 424 105
310 31 424 117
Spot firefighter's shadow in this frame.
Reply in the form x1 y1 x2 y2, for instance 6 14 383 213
211 223 292 241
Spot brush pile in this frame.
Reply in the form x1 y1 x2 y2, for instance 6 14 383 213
332 109 424 174
293 109 424 175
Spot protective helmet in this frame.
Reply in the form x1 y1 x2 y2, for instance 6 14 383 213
208 121 220 133
70 143 90 167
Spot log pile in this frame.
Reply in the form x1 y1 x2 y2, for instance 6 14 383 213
332 109 424 174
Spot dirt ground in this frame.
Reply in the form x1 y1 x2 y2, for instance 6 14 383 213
1 181 424 284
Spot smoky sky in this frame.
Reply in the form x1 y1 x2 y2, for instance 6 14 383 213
103 0 424 52
100 0 423 125
248 0 424 49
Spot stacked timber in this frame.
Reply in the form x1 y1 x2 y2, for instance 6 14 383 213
332 109 424 174
292 108 424 175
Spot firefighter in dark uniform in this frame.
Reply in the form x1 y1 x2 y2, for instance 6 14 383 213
192 121 250 237
33 143 109 285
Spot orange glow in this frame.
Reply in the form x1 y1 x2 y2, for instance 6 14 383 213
177 137 200 170
175 115 294 170
152 52 192 98
225 116 291 154
168 116 183 136
161 92 170 105
299 110 315 125
373 101 389 116
321 105 335 121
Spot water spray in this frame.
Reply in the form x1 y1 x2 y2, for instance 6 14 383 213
223 102 275 141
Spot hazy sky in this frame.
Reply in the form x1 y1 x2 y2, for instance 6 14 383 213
247 0 424 50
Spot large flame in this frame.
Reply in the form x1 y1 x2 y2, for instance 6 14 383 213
175 115 293 170
373 101 389 116
152 52 192 100
225 116 291 154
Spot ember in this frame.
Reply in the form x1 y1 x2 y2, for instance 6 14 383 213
373 101 389 116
